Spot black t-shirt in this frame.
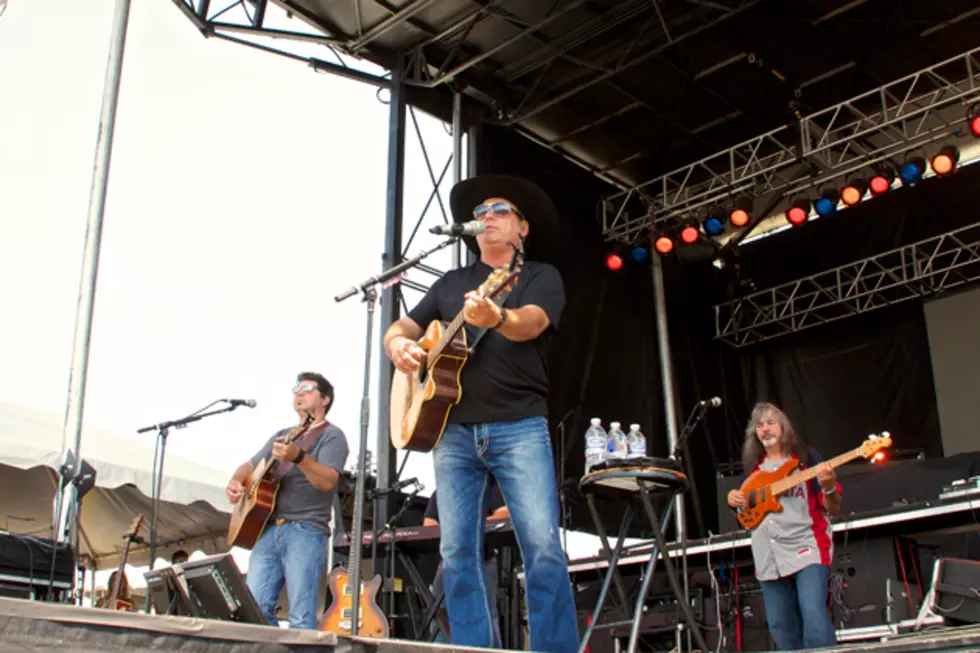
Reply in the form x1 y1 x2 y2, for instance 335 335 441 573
406 259 565 424
423 485 507 523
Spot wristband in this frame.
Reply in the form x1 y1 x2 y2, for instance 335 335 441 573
292 450 306 465
822 486 836 496
493 308 508 330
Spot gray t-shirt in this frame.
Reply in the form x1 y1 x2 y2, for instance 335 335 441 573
249 423 349 534
749 449 837 581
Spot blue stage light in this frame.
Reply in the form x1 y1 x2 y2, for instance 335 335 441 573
703 216 725 236
631 246 649 262
900 157 926 185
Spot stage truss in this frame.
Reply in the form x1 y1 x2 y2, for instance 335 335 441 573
714 221 980 347
601 45 980 245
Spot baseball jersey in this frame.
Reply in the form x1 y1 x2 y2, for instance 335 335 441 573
748 448 841 581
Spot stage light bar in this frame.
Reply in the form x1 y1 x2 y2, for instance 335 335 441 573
930 146 960 176
787 199 810 226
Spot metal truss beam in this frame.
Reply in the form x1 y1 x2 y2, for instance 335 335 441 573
603 46 980 244
169 0 391 88
714 222 980 347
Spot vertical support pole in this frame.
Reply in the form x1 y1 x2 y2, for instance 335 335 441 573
464 122 481 267
651 255 690 652
59 0 132 543
451 92 464 269
375 62 406 542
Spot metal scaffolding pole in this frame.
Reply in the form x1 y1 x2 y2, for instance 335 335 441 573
375 63 406 541
57 0 132 542
651 255 690 652
451 92 464 269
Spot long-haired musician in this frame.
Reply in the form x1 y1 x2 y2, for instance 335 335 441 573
225 372 349 629
383 175 578 653
727 402 842 650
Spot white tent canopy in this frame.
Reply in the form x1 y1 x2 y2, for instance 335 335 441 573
0 402 233 570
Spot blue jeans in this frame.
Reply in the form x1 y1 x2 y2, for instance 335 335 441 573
433 416 579 653
759 564 836 651
430 556 500 643
247 521 328 629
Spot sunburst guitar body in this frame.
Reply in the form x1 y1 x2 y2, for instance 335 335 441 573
736 433 891 530
318 565 388 638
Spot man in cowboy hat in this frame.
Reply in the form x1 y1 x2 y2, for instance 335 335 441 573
383 175 578 653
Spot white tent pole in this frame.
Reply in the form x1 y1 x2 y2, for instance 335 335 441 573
60 0 132 494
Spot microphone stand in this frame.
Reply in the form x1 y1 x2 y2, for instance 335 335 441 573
334 235 459 636
671 402 712 461
136 402 241 611
380 483 421 628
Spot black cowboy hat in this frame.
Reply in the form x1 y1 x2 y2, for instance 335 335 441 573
449 174 559 261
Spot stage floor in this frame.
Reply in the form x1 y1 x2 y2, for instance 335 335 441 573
2 596 980 653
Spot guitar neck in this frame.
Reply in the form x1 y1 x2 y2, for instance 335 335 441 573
429 309 468 362
770 447 862 494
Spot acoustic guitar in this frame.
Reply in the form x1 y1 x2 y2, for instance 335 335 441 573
389 258 523 452
227 416 324 549
100 514 144 612
318 523 388 638
735 433 891 529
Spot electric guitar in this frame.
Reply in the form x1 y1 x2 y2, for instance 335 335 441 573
318 535 389 638
227 417 325 549
389 258 523 452
101 514 144 612
735 433 892 529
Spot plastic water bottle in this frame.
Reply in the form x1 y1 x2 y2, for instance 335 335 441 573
626 423 647 459
607 422 629 460
584 418 608 474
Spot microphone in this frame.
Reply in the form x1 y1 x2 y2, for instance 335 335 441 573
369 477 421 498
429 220 487 237
224 399 257 408
699 397 722 408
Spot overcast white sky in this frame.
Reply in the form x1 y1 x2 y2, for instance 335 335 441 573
0 0 606 584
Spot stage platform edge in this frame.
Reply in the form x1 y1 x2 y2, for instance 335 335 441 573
0 596 502 653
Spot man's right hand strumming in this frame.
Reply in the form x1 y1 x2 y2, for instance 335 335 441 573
226 479 245 504
387 336 425 374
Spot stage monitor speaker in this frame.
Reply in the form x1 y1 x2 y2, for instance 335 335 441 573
143 566 193 617
930 557 980 625
179 553 265 624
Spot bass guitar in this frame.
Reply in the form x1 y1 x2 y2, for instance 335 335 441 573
736 433 892 530
389 258 523 452
227 416 324 549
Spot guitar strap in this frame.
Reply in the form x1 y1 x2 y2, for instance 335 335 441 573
271 421 329 481
466 248 524 354
466 284 516 354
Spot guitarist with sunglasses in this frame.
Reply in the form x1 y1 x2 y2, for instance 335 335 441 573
383 175 578 653
225 372 349 629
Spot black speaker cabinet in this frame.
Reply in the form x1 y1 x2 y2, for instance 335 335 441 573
929 557 980 625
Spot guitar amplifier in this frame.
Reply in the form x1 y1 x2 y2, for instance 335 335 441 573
927 557 980 625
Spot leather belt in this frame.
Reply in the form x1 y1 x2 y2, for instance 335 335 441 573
272 517 292 526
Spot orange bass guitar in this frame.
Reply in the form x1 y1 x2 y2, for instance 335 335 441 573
735 433 891 530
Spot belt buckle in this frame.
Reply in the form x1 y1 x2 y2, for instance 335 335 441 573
273 517 290 526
